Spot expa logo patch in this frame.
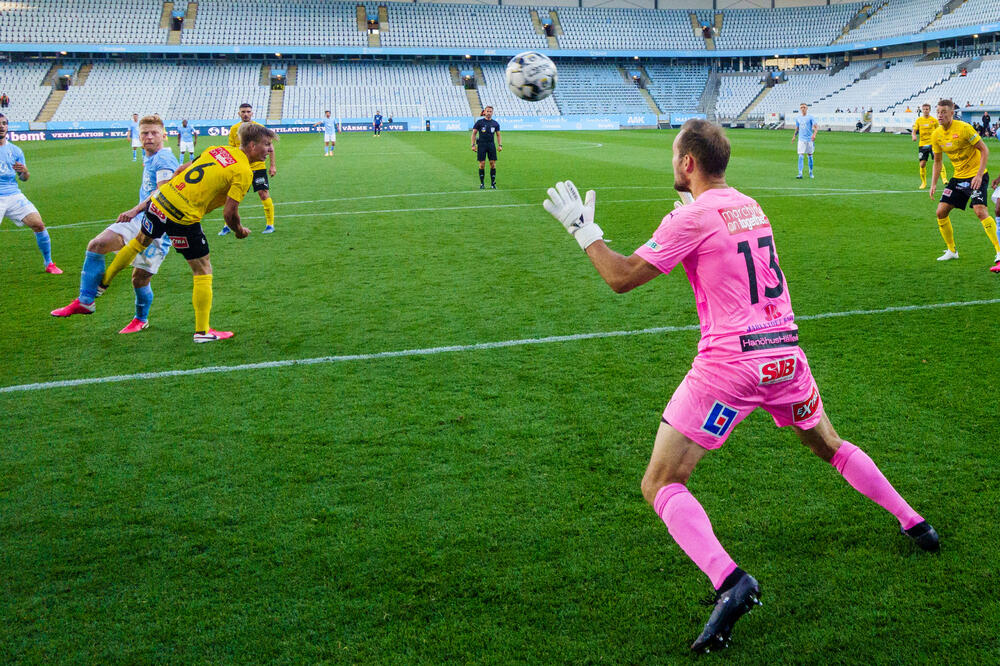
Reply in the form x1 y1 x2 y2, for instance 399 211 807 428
701 401 739 438
791 385 820 423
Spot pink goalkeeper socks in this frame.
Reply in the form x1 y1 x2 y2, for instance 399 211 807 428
830 442 922 530
655 483 738 590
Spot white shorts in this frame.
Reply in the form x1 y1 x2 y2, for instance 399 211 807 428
179 140 194 153
0 192 39 225
131 138 142 148
797 139 815 155
106 216 171 274
992 188 1000 204
324 132 336 143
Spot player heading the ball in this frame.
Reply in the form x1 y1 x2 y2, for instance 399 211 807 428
96 123 275 342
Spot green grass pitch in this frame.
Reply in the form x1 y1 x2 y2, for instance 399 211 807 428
2 129 999 663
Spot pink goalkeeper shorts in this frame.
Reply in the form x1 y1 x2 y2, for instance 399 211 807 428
663 347 825 450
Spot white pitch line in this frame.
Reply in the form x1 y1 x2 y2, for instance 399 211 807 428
6 189 920 231
3 298 998 395
1 185 921 232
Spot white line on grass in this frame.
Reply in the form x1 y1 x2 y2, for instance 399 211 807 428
3 298 999 394
0 186 921 232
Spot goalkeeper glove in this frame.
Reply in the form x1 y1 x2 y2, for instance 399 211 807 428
543 180 603 250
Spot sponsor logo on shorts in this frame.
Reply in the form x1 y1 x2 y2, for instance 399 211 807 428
739 329 799 352
791 385 821 423
168 235 190 249
208 147 237 168
759 355 797 385
943 188 952 197
720 202 770 235
141 216 155 234
701 401 739 438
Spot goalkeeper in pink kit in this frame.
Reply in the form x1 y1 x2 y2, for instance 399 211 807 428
543 119 938 654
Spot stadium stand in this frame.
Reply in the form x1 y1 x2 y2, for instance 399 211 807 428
712 3 865 50
886 58 1000 111
924 0 1000 33
50 62 269 121
283 61 470 120
750 62 869 118
715 74 766 120
550 63 651 115
643 63 710 116
181 0 367 47
0 0 164 44
378 4 547 50
837 0 942 43
813 57 957 113
0 62 52 123
554 7 704 51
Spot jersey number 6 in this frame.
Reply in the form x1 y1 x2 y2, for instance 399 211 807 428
184 162 214 184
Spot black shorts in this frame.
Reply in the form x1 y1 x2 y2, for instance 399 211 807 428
252 168 269 193
918 145 932 162
143 202 210 260
477 144 497 162
940 172 990 210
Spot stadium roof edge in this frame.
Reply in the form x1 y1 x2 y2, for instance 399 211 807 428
1 22 996 59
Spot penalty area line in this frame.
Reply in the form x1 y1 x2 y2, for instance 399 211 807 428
2 298 1000 394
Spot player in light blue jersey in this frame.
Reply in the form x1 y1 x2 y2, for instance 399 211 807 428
0 114 62 274
127 112 140 161
177 119 198 162
792 104 818 179
52 115 181 333
312 110 337 156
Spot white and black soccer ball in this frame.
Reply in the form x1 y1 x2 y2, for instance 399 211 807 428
505 52 557 102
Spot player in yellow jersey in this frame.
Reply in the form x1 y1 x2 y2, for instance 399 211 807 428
218 102 277 236
911 103 947 189
98 123 276 341
928 99 999 269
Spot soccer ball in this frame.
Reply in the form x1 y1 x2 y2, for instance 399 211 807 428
505 52 557 102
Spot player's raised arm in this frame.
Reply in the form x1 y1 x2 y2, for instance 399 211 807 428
543 180 660 293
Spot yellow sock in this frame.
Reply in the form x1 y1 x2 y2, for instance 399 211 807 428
937 217 956 252
919 164 927 188
262 197 274 228
981 217 1000 253
103 238 144 288
193 274 213 333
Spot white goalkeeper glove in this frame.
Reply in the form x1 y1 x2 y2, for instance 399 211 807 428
543 180 603 250
673 191 695 210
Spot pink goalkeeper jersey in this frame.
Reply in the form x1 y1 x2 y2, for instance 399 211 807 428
634 187 798 359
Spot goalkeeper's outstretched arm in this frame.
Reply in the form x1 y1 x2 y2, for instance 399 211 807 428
543 180 659 293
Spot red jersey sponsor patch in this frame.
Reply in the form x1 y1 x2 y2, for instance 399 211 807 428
208 147 237 168
791 385 821 423
759 355 797 386
720 202 770 235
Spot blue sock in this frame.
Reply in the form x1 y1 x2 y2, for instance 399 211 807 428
808 155 814 172
797 155 804 174
79 250 106 304
134 284 153 322
34 230 52 265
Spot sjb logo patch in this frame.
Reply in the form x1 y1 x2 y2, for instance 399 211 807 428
701 401 738 438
